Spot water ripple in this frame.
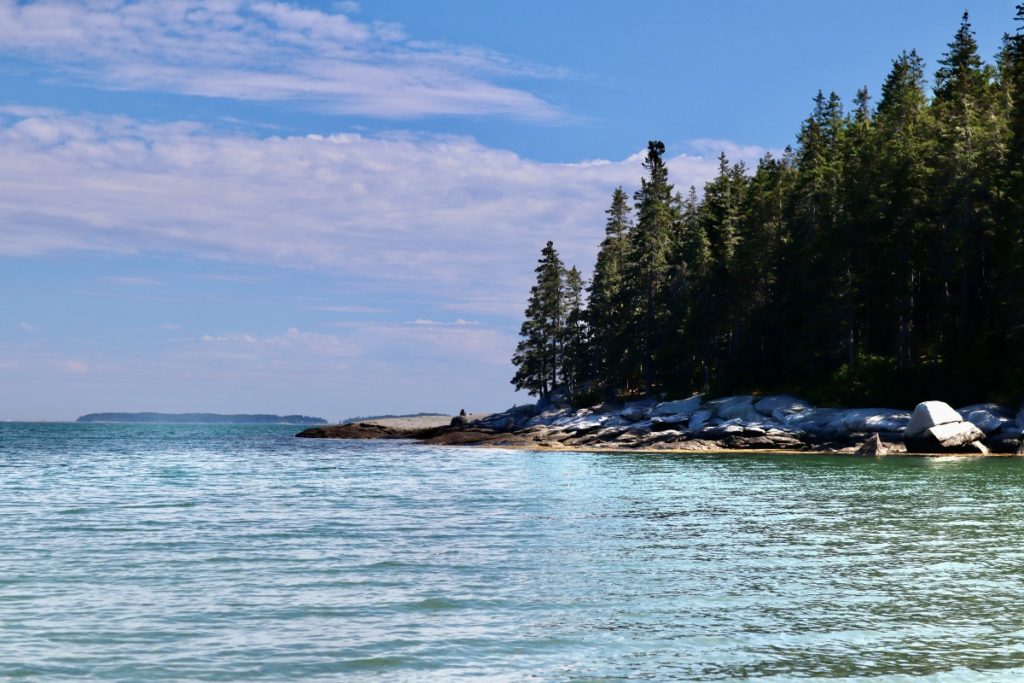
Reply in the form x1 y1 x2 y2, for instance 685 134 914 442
2 423 1024 680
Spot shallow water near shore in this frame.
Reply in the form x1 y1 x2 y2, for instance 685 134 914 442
4 423 1024 680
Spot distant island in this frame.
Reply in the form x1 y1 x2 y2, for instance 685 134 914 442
77 413 327 425
340 412 448 424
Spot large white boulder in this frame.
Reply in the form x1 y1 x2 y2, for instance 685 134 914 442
905 401 963 438
652 395 702 418
925 421 986 449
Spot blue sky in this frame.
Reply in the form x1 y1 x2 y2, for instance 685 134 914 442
0 0 1019 420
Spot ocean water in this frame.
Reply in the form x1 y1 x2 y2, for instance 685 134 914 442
3 424 1024 681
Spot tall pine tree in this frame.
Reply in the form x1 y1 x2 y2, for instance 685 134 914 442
511 241 565 398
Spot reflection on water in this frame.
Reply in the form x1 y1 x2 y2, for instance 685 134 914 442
2 423 1024 680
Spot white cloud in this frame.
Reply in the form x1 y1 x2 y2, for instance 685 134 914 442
0 0 564 119
198 326 358 362
334 1 360 13
0 109 763 312
18 321 34 331
689 138 777 165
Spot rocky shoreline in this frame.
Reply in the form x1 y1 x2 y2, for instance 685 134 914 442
297 395 1024 456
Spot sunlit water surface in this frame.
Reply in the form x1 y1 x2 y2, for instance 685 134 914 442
3 423 1024 680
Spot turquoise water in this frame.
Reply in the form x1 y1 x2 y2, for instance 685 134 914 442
3 424 1024 681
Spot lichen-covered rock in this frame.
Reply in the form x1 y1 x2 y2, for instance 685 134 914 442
905 401 963 437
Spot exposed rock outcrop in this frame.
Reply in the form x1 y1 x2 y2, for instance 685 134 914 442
299 396 1020 456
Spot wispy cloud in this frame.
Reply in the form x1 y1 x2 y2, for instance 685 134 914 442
100 275 160 286
409 318 479 326
305 304 385 314
0 0 566 120
18 321 34 331
0 109 761 312
55 359 89 374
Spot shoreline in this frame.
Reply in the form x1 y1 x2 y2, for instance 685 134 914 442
296 396 1024 457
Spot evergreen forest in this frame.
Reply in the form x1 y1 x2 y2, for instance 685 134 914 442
512 9 1024 407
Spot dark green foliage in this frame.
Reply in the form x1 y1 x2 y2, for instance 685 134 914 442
560 266 590 397
587 188 632 392
619 142 679 392
514 8 1024 406
511 242 591 399
512 241 565 398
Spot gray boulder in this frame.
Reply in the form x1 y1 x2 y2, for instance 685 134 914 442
964 409 1006 436
842 408 911 433
784 408 849 439
687 409 713 433
620 401 654 422
855 433 890 456
957 403 1013 420
652 395 702 418
754 395 812 418
487 415 516 431
985 434 1022 454
905 401 963 437
707 396 761 422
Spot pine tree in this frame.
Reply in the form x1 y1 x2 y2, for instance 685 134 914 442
620 141 677 392
995 3 1024 390
931 11 996 369
511 241 565 398
869 51 932 371
587 188 632 392
560 266 589 398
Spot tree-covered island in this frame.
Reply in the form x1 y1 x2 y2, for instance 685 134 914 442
303 8 1024 455
513 8 1024 409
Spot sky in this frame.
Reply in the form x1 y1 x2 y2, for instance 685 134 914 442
0 0 1020 421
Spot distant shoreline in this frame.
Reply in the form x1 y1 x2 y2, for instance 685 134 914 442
77 412 327 425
